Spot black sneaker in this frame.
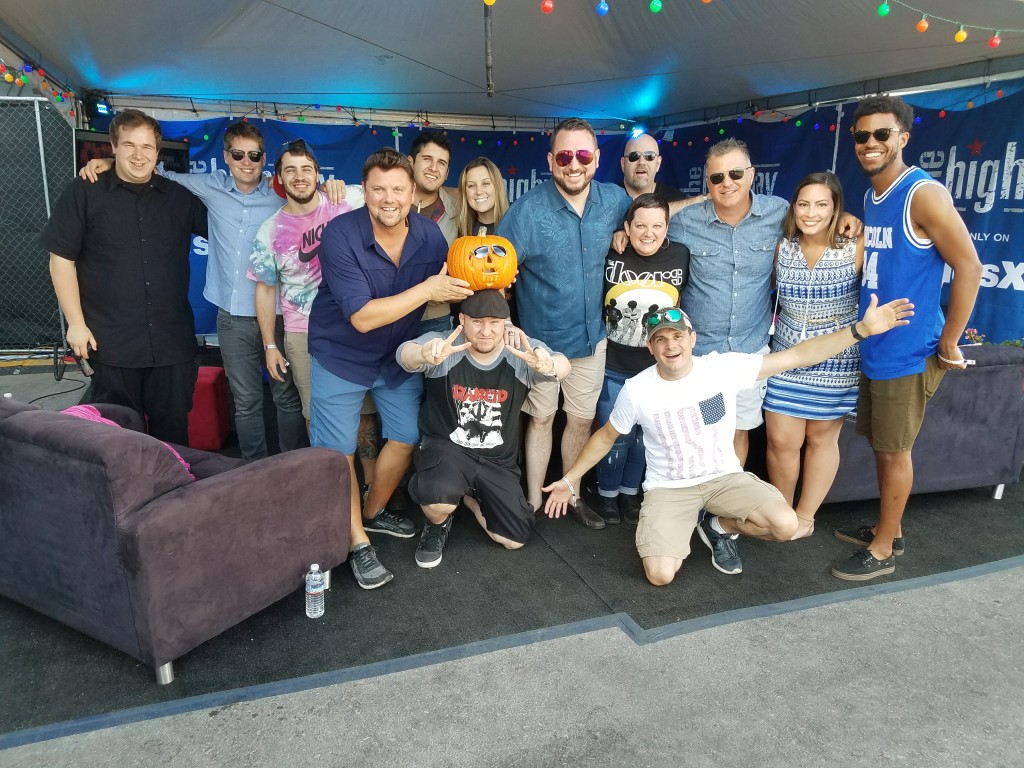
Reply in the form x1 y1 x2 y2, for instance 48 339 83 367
697 516 742 575
618 493 641 525
831 548 896 581
595 495 621 525
415 515 453 569
349 543 394 589
835 525 905 556
364 509 417 538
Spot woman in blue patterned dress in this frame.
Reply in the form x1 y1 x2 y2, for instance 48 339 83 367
765 172 864 539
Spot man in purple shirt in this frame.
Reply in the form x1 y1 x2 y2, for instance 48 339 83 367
308 148 472 590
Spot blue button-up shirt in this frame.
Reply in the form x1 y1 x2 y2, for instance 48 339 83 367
309 207 448 388
164 169 281 317
497 179 630 359
669 194 787 355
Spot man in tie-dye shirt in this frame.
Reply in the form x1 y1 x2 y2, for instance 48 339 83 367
248 140 357 422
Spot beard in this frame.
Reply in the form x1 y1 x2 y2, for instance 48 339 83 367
859 148 898 178
287 185 318 205
553 172 591 197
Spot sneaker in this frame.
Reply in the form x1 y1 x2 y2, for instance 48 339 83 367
415 515 454 569
697 516 742 575
349 543 394 589
835 525 905 556
363 509 417 538
618 493 641 525
595 495 621 525
831 548 896 581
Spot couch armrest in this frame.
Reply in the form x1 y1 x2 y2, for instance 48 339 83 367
118 447 351 667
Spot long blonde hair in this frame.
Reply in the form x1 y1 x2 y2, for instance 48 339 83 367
456 157 510 236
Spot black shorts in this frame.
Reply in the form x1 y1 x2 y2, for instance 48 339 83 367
408 437 533 544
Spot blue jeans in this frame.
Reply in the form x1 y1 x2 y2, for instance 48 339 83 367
595 368 645 497
217 309 305 460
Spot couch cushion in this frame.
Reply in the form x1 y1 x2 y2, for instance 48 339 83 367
0 397 38 421
0 410 194 519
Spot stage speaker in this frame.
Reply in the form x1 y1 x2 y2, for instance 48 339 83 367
0 96 74 351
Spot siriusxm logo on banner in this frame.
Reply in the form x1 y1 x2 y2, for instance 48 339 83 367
919 141 1024 214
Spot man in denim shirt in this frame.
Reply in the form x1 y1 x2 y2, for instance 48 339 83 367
497 118 632 530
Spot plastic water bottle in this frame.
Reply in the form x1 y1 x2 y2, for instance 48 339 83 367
305 564 325 618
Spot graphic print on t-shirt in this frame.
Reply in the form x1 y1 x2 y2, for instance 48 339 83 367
449 384 508 449
652 396 730 480
604 280 679 348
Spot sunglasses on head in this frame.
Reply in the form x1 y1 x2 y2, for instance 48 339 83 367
228 149 265 162
708 167 752 185
554 149 595 167
851 127 904 144
646 307 691 330
625 151 658 163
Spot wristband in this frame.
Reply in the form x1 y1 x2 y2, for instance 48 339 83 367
937 353 969 367
850 323 867 342
263 344 278 351
560 477 578 507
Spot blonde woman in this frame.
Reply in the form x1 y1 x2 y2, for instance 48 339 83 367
456 157 510 237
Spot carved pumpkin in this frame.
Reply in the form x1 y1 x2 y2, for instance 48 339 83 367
446 235 518 291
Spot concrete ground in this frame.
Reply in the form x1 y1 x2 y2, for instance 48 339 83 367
3 561 1022 767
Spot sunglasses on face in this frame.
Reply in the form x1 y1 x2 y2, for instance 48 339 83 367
625 151 658 163
554 149 595 167
646 307 692 330
851 127 904 144
708 167 752 185
228 149 265 162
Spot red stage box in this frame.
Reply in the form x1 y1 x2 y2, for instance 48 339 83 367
188 366 231 450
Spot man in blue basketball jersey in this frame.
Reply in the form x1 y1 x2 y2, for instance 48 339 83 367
832 95 982 581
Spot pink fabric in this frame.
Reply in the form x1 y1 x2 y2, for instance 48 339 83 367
61 405 195 480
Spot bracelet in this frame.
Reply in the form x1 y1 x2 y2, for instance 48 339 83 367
937 353 967 366
263 344 278 351
560 477 578 507
849 322 867 342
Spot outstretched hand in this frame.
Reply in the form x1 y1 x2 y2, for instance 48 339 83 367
860 293 914 336
540 478 575 519
421 325 472 366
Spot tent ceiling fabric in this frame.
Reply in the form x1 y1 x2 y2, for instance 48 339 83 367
2 0 1024 122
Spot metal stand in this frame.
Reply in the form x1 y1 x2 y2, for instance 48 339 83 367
156 662 175 685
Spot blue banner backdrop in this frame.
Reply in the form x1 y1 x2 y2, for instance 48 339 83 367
155 87 1022 341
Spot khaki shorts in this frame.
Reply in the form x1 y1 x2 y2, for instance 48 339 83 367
855 355 945 453
635 473 786 561
523 338 606 420
735 344 769 430
283 331 312 419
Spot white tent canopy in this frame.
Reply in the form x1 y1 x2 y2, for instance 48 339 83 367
2 0 1024 129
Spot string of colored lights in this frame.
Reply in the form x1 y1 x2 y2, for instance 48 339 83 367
875 1 1024 46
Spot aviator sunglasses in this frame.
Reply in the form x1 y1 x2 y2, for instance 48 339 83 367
851 127 904 144
228 149 265 162
554 149 596 167
708 166 752 185
625 151 658 162
472 244 509 258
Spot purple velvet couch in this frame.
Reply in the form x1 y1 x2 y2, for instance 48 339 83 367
0 397 350 683
823 343 1024 504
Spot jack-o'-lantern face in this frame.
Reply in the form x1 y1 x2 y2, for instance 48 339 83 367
446 235 518 291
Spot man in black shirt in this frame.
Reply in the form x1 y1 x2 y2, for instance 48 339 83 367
397 290 569 569
41 109 208 444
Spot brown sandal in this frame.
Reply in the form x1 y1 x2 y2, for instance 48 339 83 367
791 515 815 540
